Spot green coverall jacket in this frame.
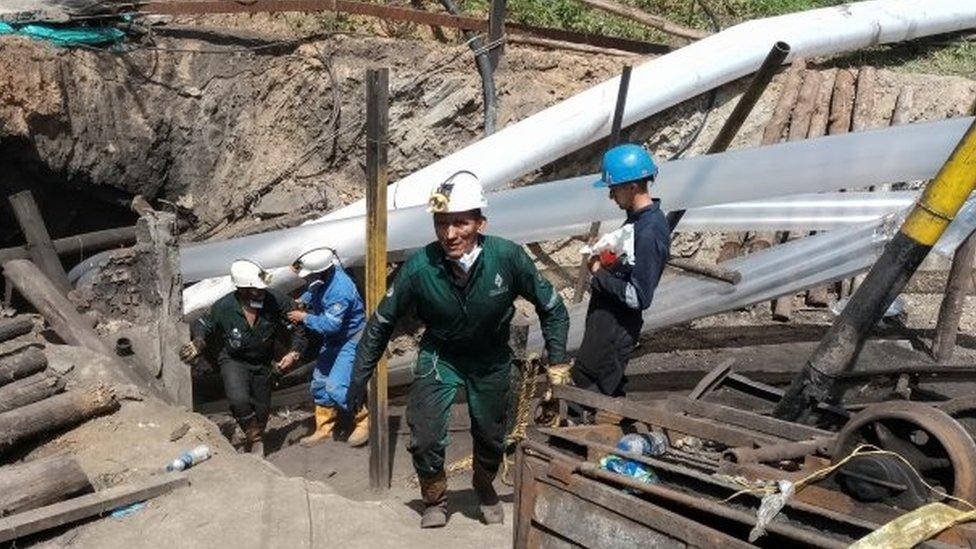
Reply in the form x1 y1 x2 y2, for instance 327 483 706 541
349 235 570 476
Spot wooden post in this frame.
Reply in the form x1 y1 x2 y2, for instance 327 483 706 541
0 315 33 343
487 0 506 71
0 454 90 516
0 372 64 414
772 68 820 321
0 385 118 454
7 191 72 295
2 260 114 356
828 69 856 298
0 347 47 386
932 231 976 362
805 70 836 308
365 67 391 491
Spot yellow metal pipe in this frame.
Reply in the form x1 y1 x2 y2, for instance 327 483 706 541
901 117 976 246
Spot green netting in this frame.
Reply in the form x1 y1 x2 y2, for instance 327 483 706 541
0 22 125 46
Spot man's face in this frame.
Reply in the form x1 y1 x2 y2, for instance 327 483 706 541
433 211 486 259
239 287 266 306
609 183 637 210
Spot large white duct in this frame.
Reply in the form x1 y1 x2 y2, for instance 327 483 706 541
180 0 976 312
181 118 970 316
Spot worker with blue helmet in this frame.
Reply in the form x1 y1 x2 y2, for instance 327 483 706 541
574 143 670 397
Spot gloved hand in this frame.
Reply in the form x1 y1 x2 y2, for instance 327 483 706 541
346 379 367 414
547 363 572 387
179 339 204 362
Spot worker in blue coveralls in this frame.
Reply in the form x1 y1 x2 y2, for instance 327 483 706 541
286 247 369 447
574 143 670 397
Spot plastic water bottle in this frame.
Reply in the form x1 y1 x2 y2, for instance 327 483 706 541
166 445 212 472
616 433 668 457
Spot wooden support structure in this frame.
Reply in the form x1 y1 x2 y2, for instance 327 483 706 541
719 59 804 263
487 0 506 70
805 70 837 308
0 454 91 516
573 0 708 40
0 472 187 544
0 315 33 343
0 347 47 387
365 67 391 491
932 231 976 362
828 69 856 298
2 260 114 356
772 67 820 321
7 191 71 295
0 385 118 454
0 226 137 265
0 372 64 414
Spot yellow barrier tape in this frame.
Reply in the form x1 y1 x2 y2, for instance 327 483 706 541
848 503 976 549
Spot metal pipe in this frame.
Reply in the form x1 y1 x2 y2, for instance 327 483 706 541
774 117 976 423
722 437 833 463
667 41 790 231
0 226 136 264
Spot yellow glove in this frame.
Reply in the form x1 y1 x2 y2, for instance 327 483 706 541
179 340 203 363
547 363 573 387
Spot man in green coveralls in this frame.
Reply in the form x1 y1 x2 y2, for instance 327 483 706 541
347 171 571 528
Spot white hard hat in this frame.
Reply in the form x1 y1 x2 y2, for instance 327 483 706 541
230 259 271 289
427 171 488 213
293 247 337 277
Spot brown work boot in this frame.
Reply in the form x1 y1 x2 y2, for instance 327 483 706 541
472 461 503 525
300 405 338 447
244 417 265 457
419 471 448 529
346 407 369 448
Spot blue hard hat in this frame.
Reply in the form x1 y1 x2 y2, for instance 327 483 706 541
594 143 658 188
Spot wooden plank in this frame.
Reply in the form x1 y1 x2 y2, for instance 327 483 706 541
487 0 506 70
573 0 708 40
0 454 90 516
932 230 976 362
7 191 71 295
0 473 187 543
136 0 667 54
365 67 390 492
551 385 781 447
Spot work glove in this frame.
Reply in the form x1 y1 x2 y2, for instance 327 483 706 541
547 363 572 387
179 339 204 363
346 380 367 414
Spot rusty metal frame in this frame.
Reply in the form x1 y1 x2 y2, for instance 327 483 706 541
133 0 669 54
667 395 832 441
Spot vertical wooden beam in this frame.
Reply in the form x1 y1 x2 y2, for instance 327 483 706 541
7 191 71 295
487 0 506 71
365 67 391 491
932 231 976 362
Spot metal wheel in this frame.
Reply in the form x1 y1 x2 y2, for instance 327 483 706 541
833 401 976 502
937 396 976 440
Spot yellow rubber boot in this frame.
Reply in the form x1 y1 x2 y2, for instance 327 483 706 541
300 406 338 447
347 408 369 447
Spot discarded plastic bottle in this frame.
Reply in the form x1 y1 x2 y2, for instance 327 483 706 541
166 445 212 472
616 432 668 457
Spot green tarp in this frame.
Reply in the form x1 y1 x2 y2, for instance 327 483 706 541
0 22 124 46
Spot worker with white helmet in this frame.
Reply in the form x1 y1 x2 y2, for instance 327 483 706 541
286 247 368 447
180 259 307 456
347 171 570 529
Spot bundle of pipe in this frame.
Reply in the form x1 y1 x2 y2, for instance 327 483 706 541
181 117 972 316
180 0 976 313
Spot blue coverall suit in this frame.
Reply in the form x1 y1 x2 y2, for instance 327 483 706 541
299 265 366 410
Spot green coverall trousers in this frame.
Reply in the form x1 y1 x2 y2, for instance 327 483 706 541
407 347 512 479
